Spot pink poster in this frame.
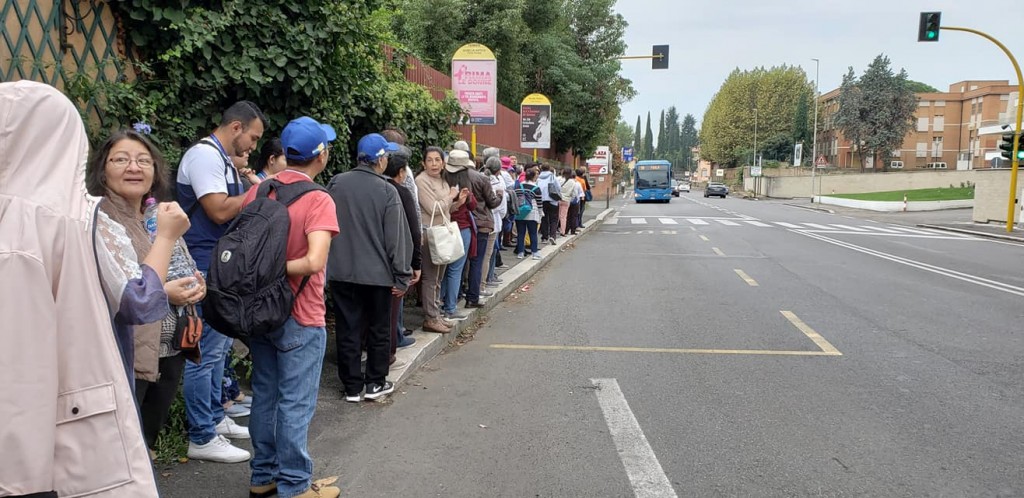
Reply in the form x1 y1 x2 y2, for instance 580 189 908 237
451 59 497 125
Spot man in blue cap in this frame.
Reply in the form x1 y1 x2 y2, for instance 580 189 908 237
327 133 412 403
241 116 341 498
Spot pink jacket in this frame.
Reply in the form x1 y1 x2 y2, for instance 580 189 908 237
0 81 158 496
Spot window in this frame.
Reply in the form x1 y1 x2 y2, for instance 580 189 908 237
926 162 947 169
932 137 943 158
934 100 946 107
933 116 944 130
916 142 928 158
890 161 904 169
917 117 929 132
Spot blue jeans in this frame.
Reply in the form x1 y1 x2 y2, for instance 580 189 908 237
465 230 489 304
441 227 472 314
184 299 233 445
249 318 327 498
515 220 539 256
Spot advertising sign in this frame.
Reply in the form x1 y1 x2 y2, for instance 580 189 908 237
520 93 551 149
588 146 611 175
451 43 497 125
622 147 634 162
793 142 803 166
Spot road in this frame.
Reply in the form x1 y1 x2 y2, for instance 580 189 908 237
162 191 1024 497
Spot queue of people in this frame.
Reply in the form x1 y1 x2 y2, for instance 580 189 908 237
0 81 592 498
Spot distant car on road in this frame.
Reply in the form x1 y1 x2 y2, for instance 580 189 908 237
670 180 680 197
705 182 728 198
678 181 691 193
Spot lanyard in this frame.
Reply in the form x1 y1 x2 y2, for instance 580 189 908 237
206 134 241 197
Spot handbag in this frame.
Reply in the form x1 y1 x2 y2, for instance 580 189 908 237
584 189 593 202
425 202 465 265
172 304 203 363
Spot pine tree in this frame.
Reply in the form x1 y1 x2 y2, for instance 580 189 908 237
643 112 654 160
634 115 642 153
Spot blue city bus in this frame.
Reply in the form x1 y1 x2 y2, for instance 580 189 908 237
634 160 674 203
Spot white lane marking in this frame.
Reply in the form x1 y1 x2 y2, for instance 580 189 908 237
796 231 1024 297
775 222 803 229
658 218 678 225
605 217 619 225
631 218 648 225
803 223 836 230
661 230 678 235
885 226 935 235
830 224 870 232
687 219 709 225
859 225 903 234
590 379 678 498
744 220 771 227
717 220 740 226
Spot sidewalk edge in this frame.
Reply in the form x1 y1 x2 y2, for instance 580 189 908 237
917 224 1024 243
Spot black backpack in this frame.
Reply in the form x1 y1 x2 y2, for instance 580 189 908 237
546 177 562 201
202 179 325 340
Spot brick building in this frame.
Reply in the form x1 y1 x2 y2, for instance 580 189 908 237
819 80 1020 171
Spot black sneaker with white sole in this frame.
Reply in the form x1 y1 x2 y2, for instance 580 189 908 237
364 381 395 400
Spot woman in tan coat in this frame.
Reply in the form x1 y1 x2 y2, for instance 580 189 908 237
0 81 188 496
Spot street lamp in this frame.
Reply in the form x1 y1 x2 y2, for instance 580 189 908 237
811 58 820 202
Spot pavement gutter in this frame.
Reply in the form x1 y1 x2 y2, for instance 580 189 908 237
917 224 1024 243
785 202 835 214
389 207 616 386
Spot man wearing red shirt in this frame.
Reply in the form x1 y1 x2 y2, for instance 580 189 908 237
242 117 340 498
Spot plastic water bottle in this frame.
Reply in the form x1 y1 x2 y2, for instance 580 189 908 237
143 198 158 241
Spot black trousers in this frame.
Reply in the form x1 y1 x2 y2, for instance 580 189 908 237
540 201 560 240
330 281 392 394
135 353 187 449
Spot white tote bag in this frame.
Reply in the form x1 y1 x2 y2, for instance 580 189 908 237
426 202 465 265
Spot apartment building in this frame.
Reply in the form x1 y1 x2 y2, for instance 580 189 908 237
819 80 1020 171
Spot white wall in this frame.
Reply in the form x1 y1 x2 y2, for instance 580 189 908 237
760 170 981 200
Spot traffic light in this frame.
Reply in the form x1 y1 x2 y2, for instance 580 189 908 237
918 12 941 42
999 130 1024 162
652 45 669 70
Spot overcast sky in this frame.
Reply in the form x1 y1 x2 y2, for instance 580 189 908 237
614 0 1024 140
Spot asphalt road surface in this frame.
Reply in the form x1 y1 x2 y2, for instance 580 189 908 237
163 190 1024 497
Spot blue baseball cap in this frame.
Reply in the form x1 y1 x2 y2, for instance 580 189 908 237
357 133 400 163
281 116 336 162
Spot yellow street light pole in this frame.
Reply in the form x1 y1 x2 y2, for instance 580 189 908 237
942 26 1023 232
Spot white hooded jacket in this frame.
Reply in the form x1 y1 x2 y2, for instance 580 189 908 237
0 81 158 497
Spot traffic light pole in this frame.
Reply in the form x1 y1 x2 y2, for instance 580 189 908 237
942 26 1023 232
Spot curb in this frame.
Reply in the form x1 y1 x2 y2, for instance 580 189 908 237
785 202 834 214
917 224 1024 243
390 207 616 387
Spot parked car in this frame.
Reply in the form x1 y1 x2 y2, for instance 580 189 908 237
705 182 728 198
670 180 680 197
678 181 691 193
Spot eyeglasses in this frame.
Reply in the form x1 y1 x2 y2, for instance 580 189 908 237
107 156 155 170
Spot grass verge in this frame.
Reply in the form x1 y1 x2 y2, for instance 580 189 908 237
828 187 974 202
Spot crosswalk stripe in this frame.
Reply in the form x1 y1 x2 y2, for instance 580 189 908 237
830 224 870 232
717 220 740 226
605 217 619 224
884 226 932 234
775 222 803 229
658 218 678 225
803 223 836 230
687 219 709 225
744 221 771 227
630 218 647 225
860 226 903 233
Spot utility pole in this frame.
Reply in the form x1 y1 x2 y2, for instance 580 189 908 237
753 107 758 168
811 58 820 202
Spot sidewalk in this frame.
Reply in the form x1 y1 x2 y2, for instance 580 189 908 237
158 206 616 496
918 221 1024 243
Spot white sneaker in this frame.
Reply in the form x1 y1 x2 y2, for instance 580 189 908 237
216 417 250 439
224 403 250 418
187 435 251 463
391 358 409 370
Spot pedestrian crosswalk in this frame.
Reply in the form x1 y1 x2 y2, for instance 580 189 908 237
601 216 951 236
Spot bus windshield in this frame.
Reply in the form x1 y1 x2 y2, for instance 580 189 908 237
637 169 670 189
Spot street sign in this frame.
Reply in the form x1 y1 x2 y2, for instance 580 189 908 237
622 147 634 162
815 155 828 168
751 165 762 177
715 168 724 177
520 93 551 149
451 43 497 125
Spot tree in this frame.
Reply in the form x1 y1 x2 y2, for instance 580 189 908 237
699 65 814 167
655 109 666 156
836 55 917 170
679 113 698 170
615 120 634 152
643 112 654 160
633 115 642 152
906 80 939 93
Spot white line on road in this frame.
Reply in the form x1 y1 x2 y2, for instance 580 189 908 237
830 224 870 232
631 218 648 225
803 223 836 230
590 379 678 498
717 220 740 226
712 247 726 256
859 225 903 234
605 218 619 225
883 226 934 235
775 222 803 229
744 220 771 227
797 231 1024 297
687 219 709 225
658 218 678 225
699 235 710 242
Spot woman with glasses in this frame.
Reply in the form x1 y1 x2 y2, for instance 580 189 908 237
85 129 202 459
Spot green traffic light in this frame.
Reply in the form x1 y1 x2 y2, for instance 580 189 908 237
927 31 937 39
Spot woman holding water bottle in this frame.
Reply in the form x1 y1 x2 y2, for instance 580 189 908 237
86 129 205 457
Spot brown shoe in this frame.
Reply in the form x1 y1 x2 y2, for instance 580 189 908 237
422 319 451 334
249 482 277 498
293 477 340 498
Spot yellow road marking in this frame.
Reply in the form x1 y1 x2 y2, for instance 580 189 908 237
489 344 840 356
699 235 709 241
780 311 841 355
712 247 725 256
734 269 759 286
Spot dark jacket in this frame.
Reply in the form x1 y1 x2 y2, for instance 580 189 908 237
326 165 413 290
389 179 422 272
468 169 501 232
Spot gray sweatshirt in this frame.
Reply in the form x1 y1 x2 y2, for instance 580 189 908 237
326 165 413 290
